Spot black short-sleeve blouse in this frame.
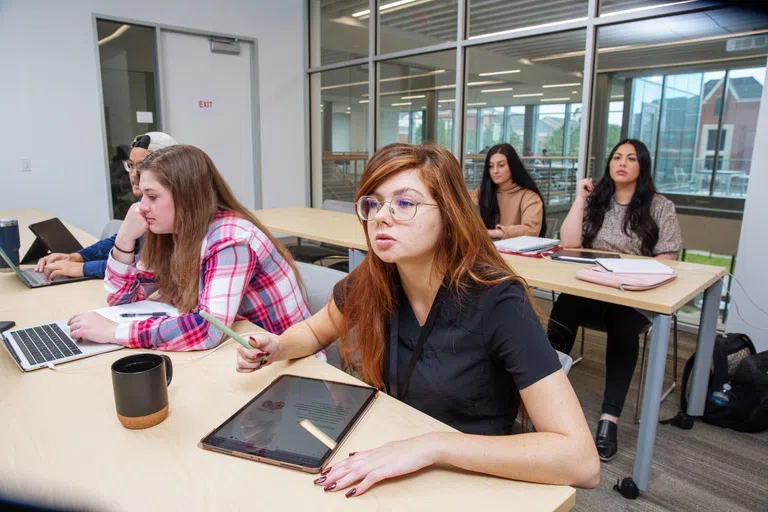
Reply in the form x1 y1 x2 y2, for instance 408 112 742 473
333 276 561 435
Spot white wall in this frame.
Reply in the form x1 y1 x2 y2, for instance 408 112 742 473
727 63 768 352
0 0 307 236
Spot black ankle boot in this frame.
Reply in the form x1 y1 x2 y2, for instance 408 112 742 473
595 419 618 462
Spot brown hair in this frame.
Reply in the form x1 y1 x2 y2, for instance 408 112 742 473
135 145 301 313
337 143 540 389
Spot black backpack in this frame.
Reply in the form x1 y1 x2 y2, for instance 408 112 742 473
680 333 768 433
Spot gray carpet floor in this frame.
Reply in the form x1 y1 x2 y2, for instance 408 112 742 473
534 298 768 512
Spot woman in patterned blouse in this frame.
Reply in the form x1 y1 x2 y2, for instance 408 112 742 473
550 139 682 462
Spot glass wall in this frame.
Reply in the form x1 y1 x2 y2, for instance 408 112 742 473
379 0 458 55
463 31 586 208
599 0 679 17
97 19 158 220
308 1 768 328
308 0 369 67
377 50 457 149
718 68 764 197
592 9 768 205
468 0 588 39
310 65 369 203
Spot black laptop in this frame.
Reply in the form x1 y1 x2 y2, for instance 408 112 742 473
20 218 84 264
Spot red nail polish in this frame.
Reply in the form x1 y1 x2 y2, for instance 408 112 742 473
346 488 357 498
324 483 336 492
321 466 332 475
313 476 326 485
349 452 357 456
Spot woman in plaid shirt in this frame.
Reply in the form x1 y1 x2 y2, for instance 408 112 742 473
67 145 311 352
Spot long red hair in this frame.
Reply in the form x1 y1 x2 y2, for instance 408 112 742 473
337 143 539 389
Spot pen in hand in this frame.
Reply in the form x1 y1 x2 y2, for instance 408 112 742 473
120 312 170 318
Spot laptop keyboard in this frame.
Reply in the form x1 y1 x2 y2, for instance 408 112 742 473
22 269 50 286
11 324 82 365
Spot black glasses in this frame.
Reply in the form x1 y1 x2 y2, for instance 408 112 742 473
356 195 438 221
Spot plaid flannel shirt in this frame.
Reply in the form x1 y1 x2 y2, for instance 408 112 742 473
105 210 312 352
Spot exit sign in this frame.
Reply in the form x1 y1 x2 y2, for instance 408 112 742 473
199 101 213 108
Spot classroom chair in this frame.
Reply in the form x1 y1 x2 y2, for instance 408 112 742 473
296 261 348 369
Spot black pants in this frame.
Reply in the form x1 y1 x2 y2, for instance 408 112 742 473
547 294 650 417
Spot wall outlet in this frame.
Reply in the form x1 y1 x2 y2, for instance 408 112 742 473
21 158 31 172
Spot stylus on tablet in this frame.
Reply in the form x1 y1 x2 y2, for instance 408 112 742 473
299 419 337 450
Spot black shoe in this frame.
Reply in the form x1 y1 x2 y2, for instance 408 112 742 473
595 419 618 462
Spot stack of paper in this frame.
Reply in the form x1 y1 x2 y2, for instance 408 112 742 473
93 300 180 323
595 259 675 275
494 236 559 254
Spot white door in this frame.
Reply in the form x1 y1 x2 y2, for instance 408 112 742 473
159 31 259 208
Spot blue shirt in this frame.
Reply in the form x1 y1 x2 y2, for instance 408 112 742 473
76 235 141 278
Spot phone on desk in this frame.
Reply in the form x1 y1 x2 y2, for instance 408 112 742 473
551 249 620 264
0 321 16 333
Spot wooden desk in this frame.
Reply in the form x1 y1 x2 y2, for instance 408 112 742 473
0 209 575 511
253 207 368 268
252 207 727 493
502 253 723 316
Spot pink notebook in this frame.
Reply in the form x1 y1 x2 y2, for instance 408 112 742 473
576 266 677 291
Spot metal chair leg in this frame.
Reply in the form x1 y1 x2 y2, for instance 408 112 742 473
634 331 650 424
572 327 584 366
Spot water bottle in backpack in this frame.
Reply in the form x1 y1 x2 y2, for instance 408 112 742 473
711 382 731 406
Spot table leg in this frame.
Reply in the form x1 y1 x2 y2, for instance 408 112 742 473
348 249 366 271
687 279 723 415
632 312 671 491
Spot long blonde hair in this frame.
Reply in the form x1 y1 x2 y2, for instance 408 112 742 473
338 143 540 389
135 145 301 313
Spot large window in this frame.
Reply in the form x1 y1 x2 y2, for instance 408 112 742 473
378 50 457 149
307 1 768 328
463 31 586 207
592 10 768 204
379 0 458 55
308 0 369 67
310 65 369 203
599 0 679 17
468 0 588 39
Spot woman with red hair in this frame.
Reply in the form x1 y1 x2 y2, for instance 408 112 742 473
236 143 598 497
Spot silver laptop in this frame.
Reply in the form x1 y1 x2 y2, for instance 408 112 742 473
0 245 93 288
1 321 122 371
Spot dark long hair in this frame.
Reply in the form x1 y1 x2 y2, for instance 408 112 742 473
478 143 547 237
583 139 659 256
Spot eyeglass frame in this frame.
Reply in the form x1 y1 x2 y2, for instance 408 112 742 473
355 195 439 222
122 160 137 173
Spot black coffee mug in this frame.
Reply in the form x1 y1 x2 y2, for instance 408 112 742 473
111 353 173 429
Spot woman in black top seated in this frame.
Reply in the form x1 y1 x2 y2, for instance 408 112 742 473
236 143 599 497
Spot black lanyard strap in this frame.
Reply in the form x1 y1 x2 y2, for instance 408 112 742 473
388 297 442 401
